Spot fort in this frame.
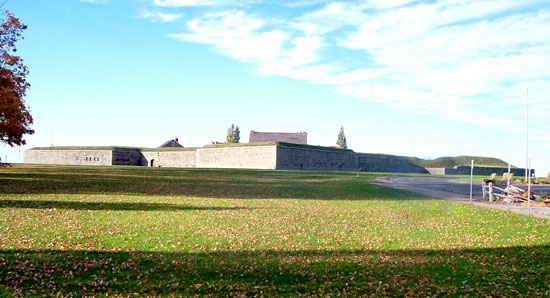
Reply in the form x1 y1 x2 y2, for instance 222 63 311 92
24 142 530 177
23 130 532 176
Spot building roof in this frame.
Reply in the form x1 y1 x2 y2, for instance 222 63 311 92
249 131 307 145
159 138 183 148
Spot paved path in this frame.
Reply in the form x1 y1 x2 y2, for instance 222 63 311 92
375 176 550 220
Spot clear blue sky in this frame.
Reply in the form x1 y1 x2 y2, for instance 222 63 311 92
2 0 549 175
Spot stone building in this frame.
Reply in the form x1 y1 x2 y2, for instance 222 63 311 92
249 131 307 145
159 138 183 148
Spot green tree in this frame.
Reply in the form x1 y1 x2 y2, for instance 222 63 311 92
0 11 33 146
336 126 347 149
226 123 240 143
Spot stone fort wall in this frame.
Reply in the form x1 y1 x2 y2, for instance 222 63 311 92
138 146 277 169
24 144 529 175
275 145 357 171
357 153 429 173
196 146 277 169
112 150 142 166
24 149 113 166
141 150 197 168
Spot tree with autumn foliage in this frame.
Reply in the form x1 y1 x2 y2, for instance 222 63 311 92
0 10 33 147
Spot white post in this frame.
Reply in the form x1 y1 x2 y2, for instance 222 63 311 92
528 159 531 217
470 160 474 204
489 182 493 202
507 160 511 186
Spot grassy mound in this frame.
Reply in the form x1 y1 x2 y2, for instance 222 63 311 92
411 156 511 168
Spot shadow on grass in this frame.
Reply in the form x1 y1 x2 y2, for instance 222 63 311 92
0 199 251 212
1 246 549 297
0 166 428 201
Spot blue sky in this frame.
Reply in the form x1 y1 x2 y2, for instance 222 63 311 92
2 0 549 175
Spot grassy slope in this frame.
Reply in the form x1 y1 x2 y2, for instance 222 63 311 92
0 165 548 297
410 155 510 168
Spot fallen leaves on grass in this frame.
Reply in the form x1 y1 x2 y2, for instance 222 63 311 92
1 166 550 296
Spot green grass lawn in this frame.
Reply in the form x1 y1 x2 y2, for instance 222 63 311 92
0 165 549 297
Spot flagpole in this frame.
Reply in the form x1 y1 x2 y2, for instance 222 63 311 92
528 159 531 217
525 88 530 182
